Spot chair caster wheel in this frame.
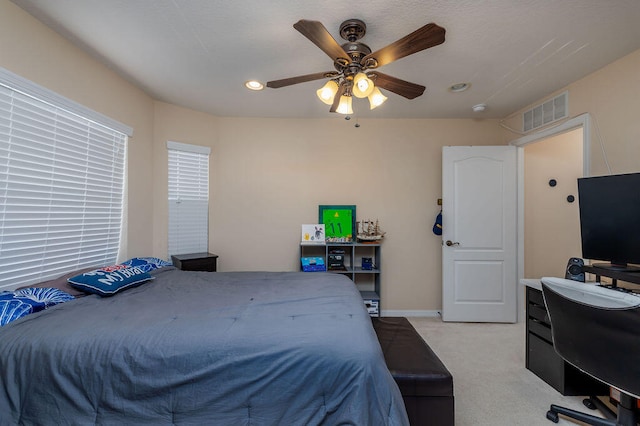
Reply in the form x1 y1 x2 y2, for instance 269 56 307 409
546 410 559 423
583 397 597 410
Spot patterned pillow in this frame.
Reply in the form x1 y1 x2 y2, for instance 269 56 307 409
16 267 96 297
120 257 173 273
0 296 33 327
0 288 75 327
14 287 75 307
68 265 153 297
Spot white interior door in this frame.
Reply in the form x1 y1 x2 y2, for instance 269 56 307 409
442 146 517 322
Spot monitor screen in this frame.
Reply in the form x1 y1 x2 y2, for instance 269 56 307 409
577 172 640 271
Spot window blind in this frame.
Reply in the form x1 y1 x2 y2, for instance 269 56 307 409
167 141 210 256
0 72 129 289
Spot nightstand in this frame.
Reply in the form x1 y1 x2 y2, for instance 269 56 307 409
171 252 218 272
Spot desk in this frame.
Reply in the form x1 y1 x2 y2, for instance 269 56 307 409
583 265 640 287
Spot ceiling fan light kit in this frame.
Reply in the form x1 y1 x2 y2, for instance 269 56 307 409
267 18 445 115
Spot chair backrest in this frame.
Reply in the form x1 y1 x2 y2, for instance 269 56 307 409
541 277 640 399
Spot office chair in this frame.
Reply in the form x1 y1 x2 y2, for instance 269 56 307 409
541 277 640 425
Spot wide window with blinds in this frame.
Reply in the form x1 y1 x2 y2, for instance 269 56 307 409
0 68 132 289
167 141 210 256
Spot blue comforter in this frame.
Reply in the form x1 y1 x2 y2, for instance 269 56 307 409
0 269 408 425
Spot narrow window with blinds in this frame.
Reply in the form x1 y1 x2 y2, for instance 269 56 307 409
0 68 132 290
167 141 210 256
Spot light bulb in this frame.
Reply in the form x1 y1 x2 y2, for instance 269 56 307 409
316 80 339 105
352 73 374 98
244 80 264 91
368 87 387 109
336 95 353 115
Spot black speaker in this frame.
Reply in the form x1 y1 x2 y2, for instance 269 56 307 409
565 257 585 282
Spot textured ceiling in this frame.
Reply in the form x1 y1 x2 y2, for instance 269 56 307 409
12 0 640 119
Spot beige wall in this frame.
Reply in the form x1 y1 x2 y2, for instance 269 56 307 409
153 105 508 311
524 129 583 278
504 49 640 177
0 0 155 259
571 50 640 176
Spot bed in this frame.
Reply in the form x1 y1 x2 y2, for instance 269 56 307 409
0 266 408 425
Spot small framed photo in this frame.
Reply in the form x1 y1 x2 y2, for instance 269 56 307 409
319 205 356 243
301 224 325 244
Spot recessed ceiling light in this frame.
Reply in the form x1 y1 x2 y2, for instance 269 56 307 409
472 103 486 112
245 80 264 91
449 82 470 93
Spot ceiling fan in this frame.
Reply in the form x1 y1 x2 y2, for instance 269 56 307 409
266 19 446 114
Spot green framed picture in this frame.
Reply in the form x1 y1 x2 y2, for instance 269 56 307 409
319 205 356 243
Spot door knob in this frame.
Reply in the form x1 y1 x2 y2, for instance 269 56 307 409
445 240 460 246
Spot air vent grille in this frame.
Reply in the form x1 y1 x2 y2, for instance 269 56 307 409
522 92 568 132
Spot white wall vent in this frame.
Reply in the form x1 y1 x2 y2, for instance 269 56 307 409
522 91 568 132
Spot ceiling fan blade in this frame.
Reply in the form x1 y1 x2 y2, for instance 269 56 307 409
293 20 350 63
266 71 337 89
362 23 445 69
370 72 425 99
329 83 347 113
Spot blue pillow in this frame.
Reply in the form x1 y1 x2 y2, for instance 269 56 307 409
120 257 172 273
0 298 33 326
14 287 75 307
67 265 153 297
0 288 74 327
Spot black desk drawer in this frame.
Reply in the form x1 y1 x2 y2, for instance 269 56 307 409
528 333 565 392
527 287 550 324
528 317 552 343
528 287 545 306
528 304 549 324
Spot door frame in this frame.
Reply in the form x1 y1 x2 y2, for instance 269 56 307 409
510 113 592 321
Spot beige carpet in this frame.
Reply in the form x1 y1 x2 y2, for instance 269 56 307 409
407 317 607 426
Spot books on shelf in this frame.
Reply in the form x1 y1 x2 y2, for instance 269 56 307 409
301 257 326 272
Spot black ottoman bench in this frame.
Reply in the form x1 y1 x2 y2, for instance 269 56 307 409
372 317 454 426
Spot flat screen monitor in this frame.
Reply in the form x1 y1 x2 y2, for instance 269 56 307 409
577 172 640 271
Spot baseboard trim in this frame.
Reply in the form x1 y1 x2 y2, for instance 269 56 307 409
381 310 441 318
